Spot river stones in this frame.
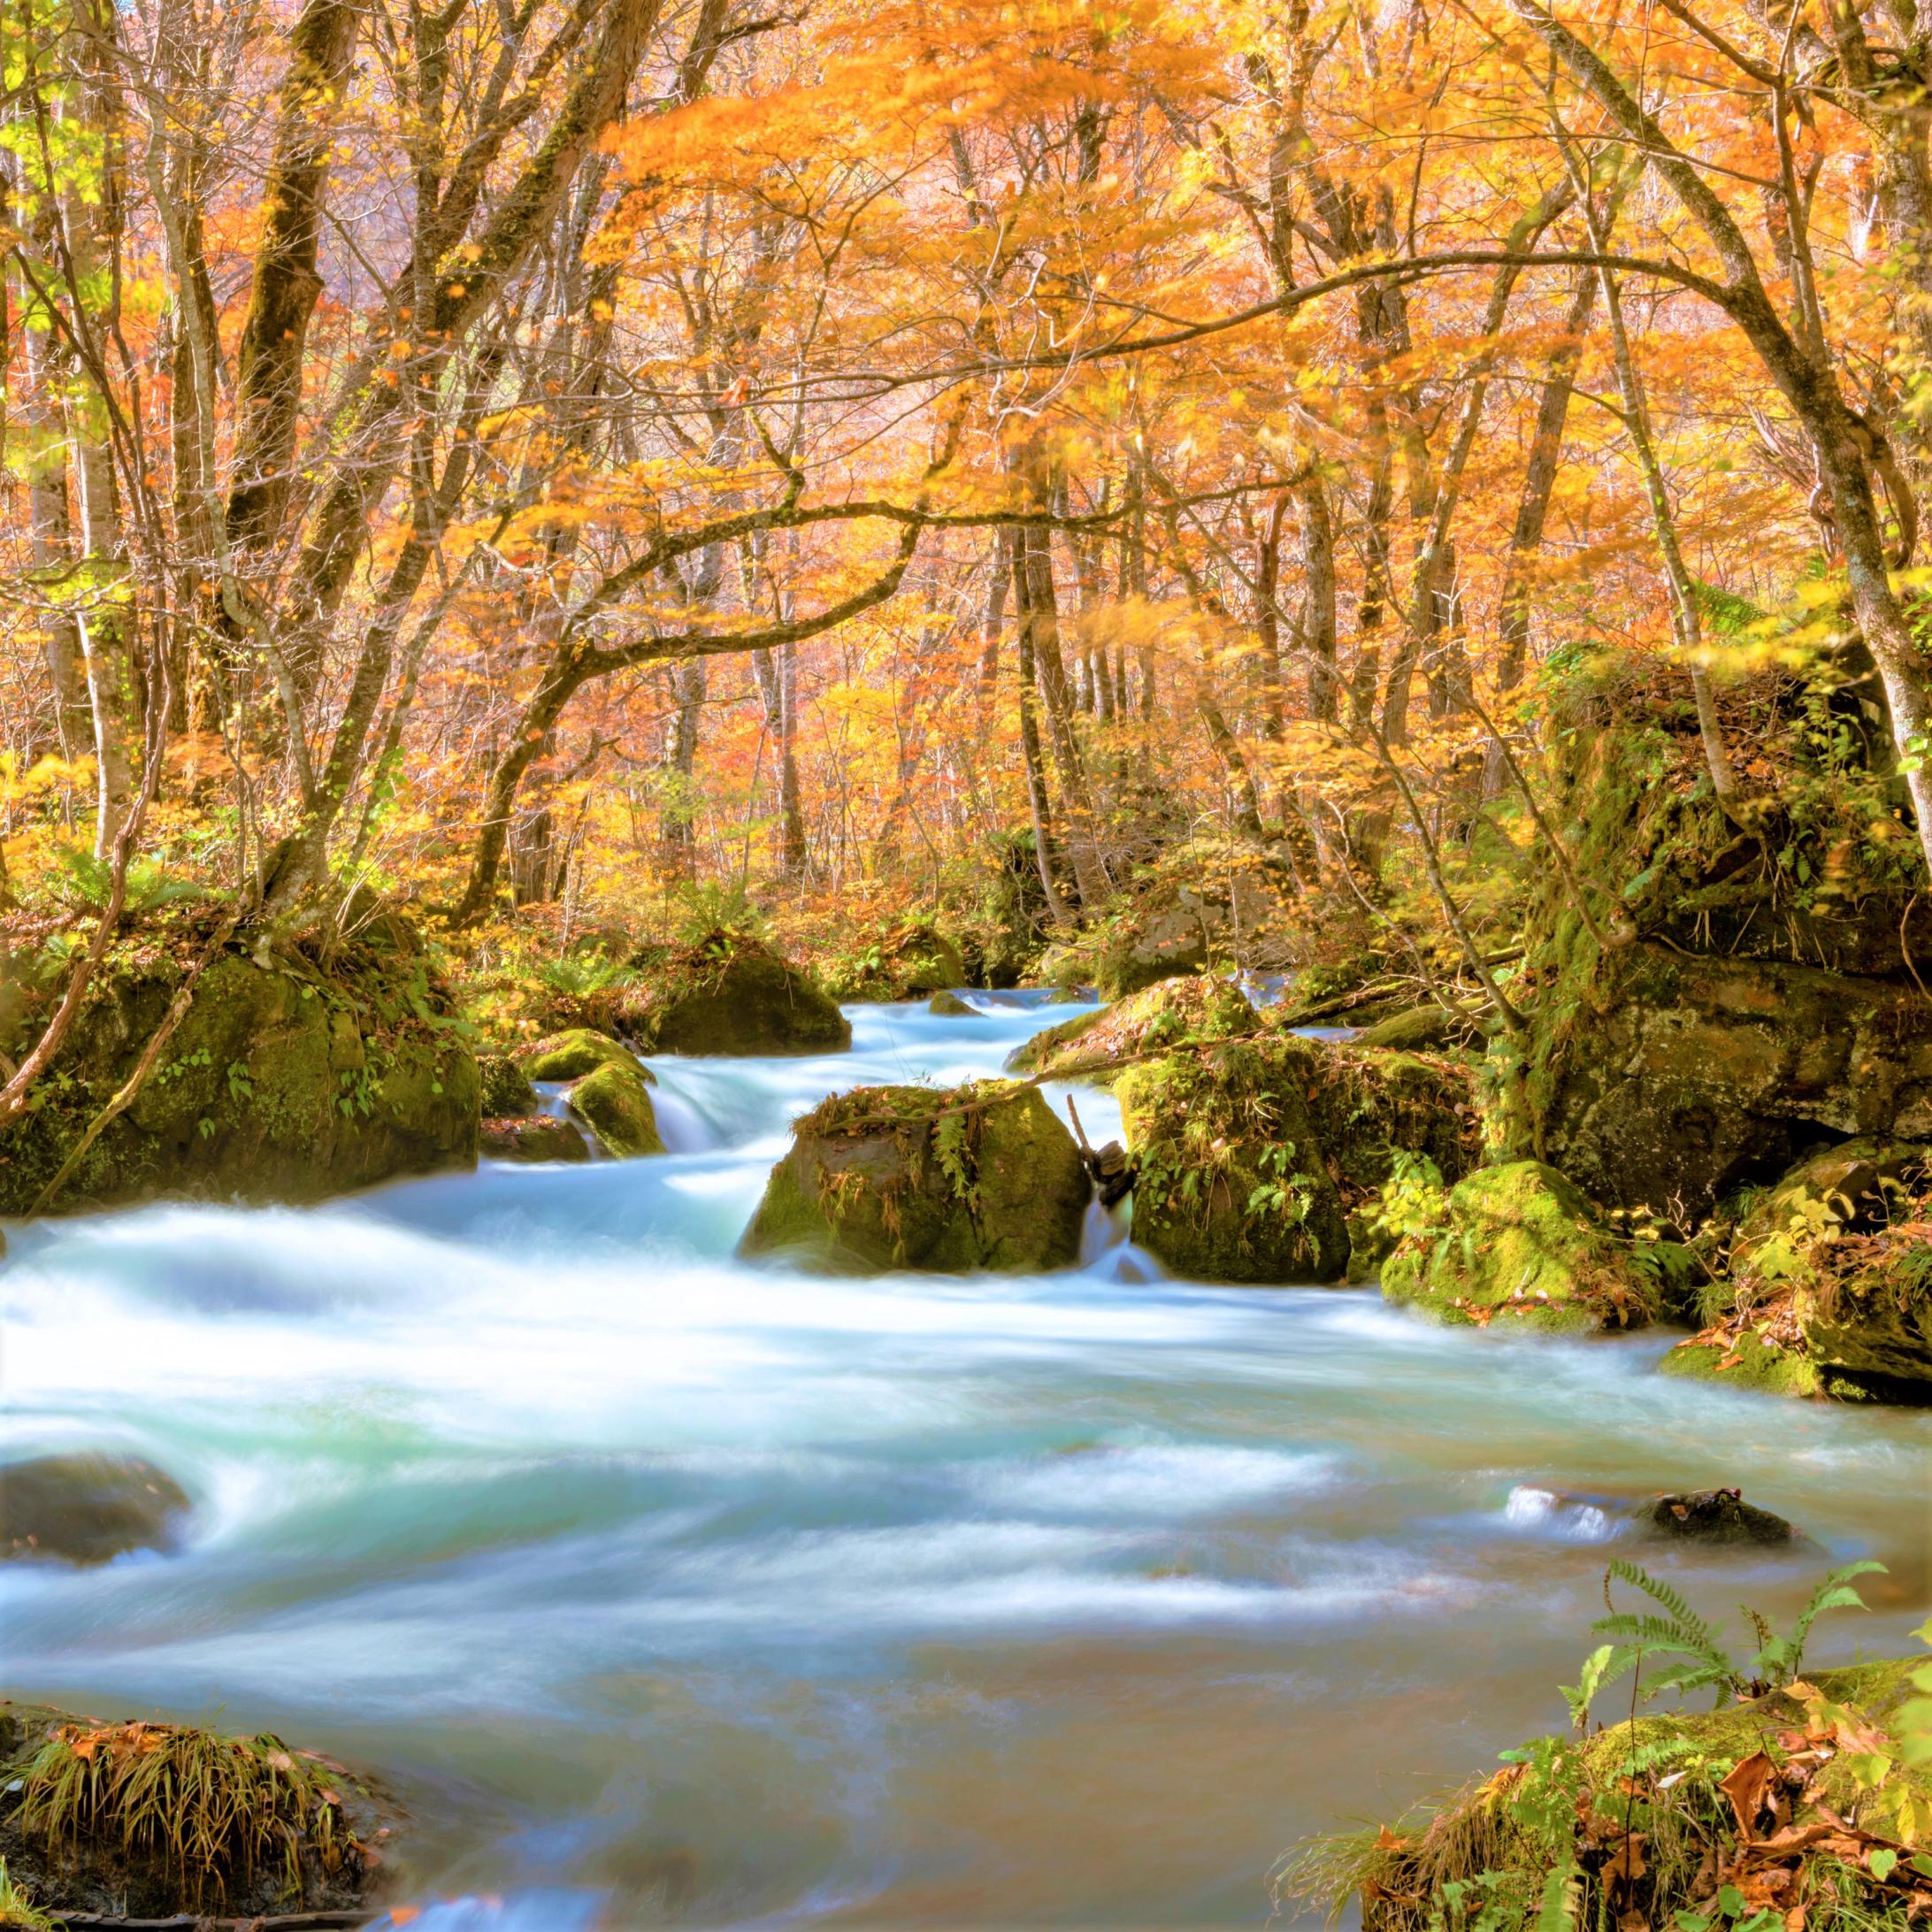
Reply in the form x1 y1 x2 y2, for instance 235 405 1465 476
1381 1161 1661 1330
740 1079 1088 1271
621 932 850 1055
1 1453 189 1565
1008 974 1257 1081
823 923 967 1001
481 1116 592 1163
928 990 978 1016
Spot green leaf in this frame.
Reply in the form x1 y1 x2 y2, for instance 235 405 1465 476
1869 1849 1898 1882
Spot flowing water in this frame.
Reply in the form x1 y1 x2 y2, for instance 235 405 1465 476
4 993 1930 1929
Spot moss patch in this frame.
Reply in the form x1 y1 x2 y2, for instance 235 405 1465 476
1381 1160 1659 1330
1008 973 1257 1080
820 923 966 1001
479 1052 540 1117
518 1027 642 1083
740 1079 1088 1271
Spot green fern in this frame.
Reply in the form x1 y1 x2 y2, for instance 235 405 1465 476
1749 1560 1885 1686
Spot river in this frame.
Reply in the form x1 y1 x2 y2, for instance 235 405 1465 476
4 992 1928 1929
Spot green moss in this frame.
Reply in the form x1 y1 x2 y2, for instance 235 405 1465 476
568 1062 664 1159
1353 1005 1478 1054
927 991 978 1016
1299 1044 1480 1200
0 911 478 1216
820 923 966 1001
1008 974 1256 1080
740 1079 1088 1271
1657 1329 1825 1398
1381 1161 1657 1330
1116 1039 1349 1284
518 1028 641 1083
479 1052 540 1118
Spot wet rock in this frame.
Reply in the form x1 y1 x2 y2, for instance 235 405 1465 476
0 1702 393 1921
1008 973 1257 1080
1382 1161 1660 1330
927 990 978 1017
479 1051 540 1118
1637 1487 1795 1545
0 908 478 1216
741 1079 1088 1271
622 932 849 1055
518 1027 642 1083
1 1453 189 1565
480 1116 592 1163
568 1061 664 1159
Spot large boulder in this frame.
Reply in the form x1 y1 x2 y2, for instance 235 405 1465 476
1 1453 189 1565
1007 974 1257 1080
1112 1035 1477 1284
0 910 478 1216
0 1703 392 1922
1381 1160 1661 1330
1116 1039 1350 1283
741 1079 1089 1271
479 1052 540 1117
1534 940 1932 1223
620 932 850 1054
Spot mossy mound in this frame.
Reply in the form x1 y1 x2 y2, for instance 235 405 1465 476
1297 1040 1480 1200
479 1051 540 1117
1381 1161 1660 1330
0 1703 393 1920
740 1079 1088 1271
1116 1039 1350 1283
1353 1004 1482 1054
1663 1139 1932 1400
822 923 967 1001
620 932 849 1055
518 1027 640 1082
569 1062 665 1158
1 1454 189 1566
928 991 978 1016
1289 1658 1932 1932
1007 974 1257 1080
479 1116 592 1163
0 908 478 1217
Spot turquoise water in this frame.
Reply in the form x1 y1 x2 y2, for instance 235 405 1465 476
4 993 1928 1928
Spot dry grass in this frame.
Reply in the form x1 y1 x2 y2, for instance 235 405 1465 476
6 1718 361 1909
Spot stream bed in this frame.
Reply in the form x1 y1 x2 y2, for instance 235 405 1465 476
4 993 1929 1928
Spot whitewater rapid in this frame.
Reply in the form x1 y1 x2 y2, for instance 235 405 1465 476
4 993 1928 1928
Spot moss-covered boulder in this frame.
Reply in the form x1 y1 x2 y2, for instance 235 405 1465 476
1 1454 189 1566
740 1079 1088 1271
0 1703 393 1921
1008 974 1257 1080
928 990 978 1016
1116 1039 1350 1283
1636 1487 1795 1545
479 1051 540 1117
1353 1004 1481 1054
518 1027 639 1082
1299 1657 1931 1932
1381 1161 1660 1330
479 1116 592 1163
1658 1322 1828 1398
0 908 478 1217
823 923 967 1001
568 1062 665 1159
619 932 850 1054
